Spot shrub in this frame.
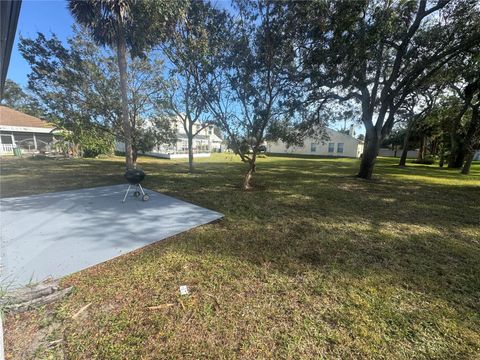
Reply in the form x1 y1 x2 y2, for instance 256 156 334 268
412 156 435 165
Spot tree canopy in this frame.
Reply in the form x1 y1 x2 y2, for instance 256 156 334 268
15 0 480 183
19 28 176 158
279 0 480 178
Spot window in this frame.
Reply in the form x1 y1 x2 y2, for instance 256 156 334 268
0 134 13 144
337 143 344 153
310 143 317 152
328 143 335 153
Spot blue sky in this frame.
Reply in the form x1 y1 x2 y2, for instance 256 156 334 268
9 0 74 86
8 0 363 134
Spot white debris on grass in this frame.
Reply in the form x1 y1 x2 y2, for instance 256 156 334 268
179 285 189 296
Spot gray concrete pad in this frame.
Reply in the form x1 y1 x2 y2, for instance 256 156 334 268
0 185 223 288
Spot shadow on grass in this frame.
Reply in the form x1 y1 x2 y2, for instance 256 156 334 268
2 155 479 317
139 157 480 315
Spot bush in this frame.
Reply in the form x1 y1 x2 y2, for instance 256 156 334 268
412 156 435 165
96 154 111 159
83 148 103 158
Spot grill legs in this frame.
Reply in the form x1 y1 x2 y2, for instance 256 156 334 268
122 185 132 203
122 184 147 203
137 184 146 197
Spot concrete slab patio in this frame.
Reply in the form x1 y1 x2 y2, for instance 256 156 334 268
0 185 223 288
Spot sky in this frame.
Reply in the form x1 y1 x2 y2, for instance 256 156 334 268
9 0 75 87
7 0 364 134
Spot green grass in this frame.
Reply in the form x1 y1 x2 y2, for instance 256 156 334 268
2 154 480 359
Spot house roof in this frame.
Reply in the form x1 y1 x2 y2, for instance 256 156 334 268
327 128 364 143
0 106 54 129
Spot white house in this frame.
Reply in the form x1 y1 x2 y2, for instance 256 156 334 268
128 118 223 159
267 127 364 158
0 106 57 155
166 118 223 153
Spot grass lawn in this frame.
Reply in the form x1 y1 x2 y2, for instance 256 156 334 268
1 154 480 359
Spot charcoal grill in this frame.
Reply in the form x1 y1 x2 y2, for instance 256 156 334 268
122 168 149 202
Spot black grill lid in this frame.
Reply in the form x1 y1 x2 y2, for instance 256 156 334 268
125 168 145 184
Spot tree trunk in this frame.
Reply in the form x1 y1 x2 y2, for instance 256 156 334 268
243 158 256 190
364 132 370 148
461 151 475 175
417 137 425 162
448 140 459 168
448 103 470 168
456 106 479 170
431 139 437 156
188 134 194 173
117 26 134 169
357 132 380 179
132 147 138 165
451 143 466 168
399 126 412 167
439 147 445 167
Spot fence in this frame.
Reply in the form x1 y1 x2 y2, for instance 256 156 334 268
0 144 14 154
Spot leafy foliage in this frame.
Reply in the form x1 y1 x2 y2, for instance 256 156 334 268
280 0 480 178
133 118 177 160
19 28 175 158
68 0 186 167
161 0 216 172
68 0 186 57
193 0 328 188
0 79 43 117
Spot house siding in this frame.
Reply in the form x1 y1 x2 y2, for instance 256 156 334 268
267 129 363 158
0 107 57 154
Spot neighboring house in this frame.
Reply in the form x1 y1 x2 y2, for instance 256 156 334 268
380 148 480 160
267 127 364 158
474 150 480 161
379 148 419 158
150 118 223 157
0 106 56 155
115 118 224 159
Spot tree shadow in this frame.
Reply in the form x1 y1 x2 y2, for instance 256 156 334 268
1 155 479 316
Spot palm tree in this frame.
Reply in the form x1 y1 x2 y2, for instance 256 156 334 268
68 0 135 168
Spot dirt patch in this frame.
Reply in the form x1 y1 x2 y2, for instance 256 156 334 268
4 307 64 360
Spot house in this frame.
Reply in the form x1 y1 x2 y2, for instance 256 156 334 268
170 118 223 153
148 118 223 159
0 106 57 155
267 127 364 158
115 118 223 159
379 148 418 158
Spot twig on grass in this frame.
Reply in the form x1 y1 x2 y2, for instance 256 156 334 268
71 303 92 319
178 298 186 310
183 311 194 326
147 303 175 310
47 339 63 348
205 292 220 310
